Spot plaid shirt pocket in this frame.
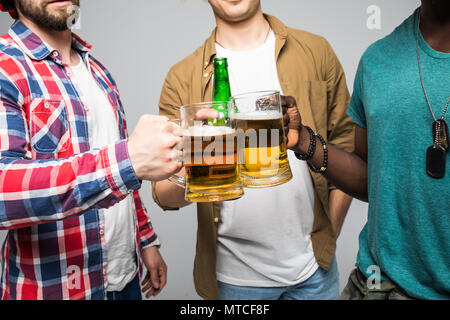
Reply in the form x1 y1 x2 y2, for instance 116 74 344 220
29 99 71 154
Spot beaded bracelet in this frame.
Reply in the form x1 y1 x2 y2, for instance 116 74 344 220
307 133 328 173
294 126 316 161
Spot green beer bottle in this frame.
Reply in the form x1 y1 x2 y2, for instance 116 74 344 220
210 57 231 126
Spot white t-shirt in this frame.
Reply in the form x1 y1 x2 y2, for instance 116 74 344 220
71 55 137 292
215 31 319 287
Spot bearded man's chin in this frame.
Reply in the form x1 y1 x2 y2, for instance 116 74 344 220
16 0 79 31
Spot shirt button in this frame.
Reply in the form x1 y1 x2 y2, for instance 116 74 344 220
203 72 209 78
127 190 134 194
44 102 50 109
53 51 58 57
66 70 72 76
84 105 89 111
103 269 107 276
214 217 219 223
204 61 209 67
99 229 104 235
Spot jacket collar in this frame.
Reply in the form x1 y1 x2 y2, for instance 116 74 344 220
8 20 92 62
203 14 288 70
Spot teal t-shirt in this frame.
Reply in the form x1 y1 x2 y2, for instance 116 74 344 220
347 8 450 300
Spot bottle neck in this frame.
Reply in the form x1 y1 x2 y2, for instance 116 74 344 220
213 63 231 97
214 67 229 82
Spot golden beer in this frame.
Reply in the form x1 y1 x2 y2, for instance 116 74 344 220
183 126 243 202
231 111 292 187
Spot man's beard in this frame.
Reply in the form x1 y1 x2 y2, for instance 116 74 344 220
15 0 80 31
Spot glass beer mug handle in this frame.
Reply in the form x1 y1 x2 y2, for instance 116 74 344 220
167 118 186 188
168 174 185 188
168 147 185 188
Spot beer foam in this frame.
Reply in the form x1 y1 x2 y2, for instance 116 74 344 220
231 110 282 120
186 126 235 137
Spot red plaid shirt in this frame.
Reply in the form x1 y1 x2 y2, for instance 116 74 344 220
0 20 157 299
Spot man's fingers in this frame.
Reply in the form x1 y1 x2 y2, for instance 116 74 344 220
164 121 181 134
196 108 219 120
146 288 156 298
141 270 161 298
141 272 149 287
141 272 152 291
150 267 160 290
144 266 167 298
287 107 301 129
283 113 289 127
159 266 167 290
167 136 183 149
142 280 152 293
281 95 302 130
284 117 290 135
281 95 297 108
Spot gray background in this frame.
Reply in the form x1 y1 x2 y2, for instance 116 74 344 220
0 0 420 299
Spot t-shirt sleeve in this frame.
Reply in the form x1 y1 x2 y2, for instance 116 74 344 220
347 60 367 129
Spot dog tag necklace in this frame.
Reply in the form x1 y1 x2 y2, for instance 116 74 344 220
417 12 450 179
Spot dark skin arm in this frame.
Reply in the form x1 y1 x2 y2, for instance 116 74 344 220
329 189 353 237
278 3 448 203
282 96 369 202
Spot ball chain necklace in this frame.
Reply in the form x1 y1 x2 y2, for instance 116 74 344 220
417 10 450 179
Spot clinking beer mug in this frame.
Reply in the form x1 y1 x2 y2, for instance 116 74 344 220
229 90 293 188
168 102 244 202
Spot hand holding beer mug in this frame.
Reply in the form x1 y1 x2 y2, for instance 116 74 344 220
281 95 303 150
127 115 183 181
168 102 244 202
230 90 293 188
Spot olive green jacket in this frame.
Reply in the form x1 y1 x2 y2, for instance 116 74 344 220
154 14 355 300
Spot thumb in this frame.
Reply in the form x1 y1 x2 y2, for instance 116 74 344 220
287 106 301 129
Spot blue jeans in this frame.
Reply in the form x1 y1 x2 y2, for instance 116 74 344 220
217 257 339 300
106 274 142 300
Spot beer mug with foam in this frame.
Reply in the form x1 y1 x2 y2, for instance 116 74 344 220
169 102 244 202
230 90 293 188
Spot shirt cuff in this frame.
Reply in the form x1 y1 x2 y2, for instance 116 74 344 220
142 237 162 250
101 140 141 198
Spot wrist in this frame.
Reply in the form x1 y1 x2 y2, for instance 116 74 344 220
112 140 142 192
142 238 162 251
127 140 143 179
294 126 316 162
307 133 328 173
295 126 311 154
